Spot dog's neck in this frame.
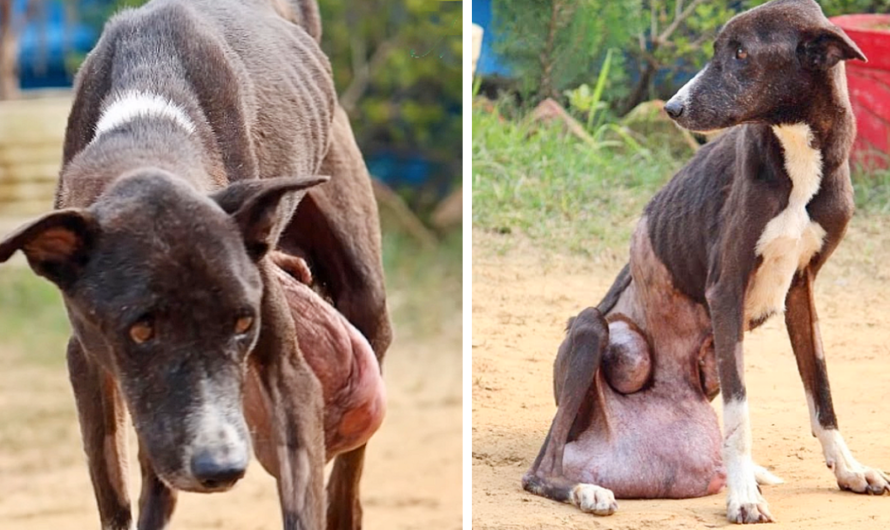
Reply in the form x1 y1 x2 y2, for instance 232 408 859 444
791 63 857 175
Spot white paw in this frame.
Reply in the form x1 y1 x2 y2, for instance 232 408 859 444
753 464 784 486
727 500 774 524
726 476 773 524
570 484 617 516
834 463 890 495
819 430 890 495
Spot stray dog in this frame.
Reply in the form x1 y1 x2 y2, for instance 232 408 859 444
0 0 391 529
523 0 888 524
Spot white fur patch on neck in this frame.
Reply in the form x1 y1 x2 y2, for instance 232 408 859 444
94 90 196 140
744 123 826 323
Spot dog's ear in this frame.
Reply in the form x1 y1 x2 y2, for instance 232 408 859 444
800 26 867 70
0 209 99 287
210 176 329 260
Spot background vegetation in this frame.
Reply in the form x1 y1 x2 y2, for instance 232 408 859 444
491 0 890 112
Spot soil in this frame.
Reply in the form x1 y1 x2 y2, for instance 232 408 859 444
472 226 890 530
0 308 462 529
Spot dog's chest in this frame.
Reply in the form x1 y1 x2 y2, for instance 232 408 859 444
744 124 826 324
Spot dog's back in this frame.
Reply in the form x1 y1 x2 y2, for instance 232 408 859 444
59 0 335 208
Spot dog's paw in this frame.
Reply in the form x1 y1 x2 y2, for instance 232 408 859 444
835 464 890 495
753 464 784 486
727 500 774 524
726 479 774 524
570 484 617 516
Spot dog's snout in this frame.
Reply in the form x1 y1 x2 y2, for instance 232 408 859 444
664 100 685 119
191 448 247 489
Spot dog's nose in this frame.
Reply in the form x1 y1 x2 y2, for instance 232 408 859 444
191 450 247 489
664 100 685 119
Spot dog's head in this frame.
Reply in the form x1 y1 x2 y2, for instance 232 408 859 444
0 171 327 492
664 0 866 132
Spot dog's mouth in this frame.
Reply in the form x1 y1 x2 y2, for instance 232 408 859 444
159 467 246 493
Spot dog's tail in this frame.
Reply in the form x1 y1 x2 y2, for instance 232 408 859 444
596 262 631 315
271 0 322 43
563 263 630 333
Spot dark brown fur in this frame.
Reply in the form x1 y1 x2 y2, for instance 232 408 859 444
0 1 390 529
524 0 887 523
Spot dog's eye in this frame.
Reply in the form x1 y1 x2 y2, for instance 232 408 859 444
129 321 154 344
235 315 254 335
735 47 748 60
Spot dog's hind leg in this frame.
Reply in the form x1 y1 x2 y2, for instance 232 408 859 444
522 307 618 516
136 441 178 530
66 338 134 530
786 270 890 495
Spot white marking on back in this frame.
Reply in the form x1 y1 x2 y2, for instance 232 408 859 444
744 123 826 323
94 90 196 141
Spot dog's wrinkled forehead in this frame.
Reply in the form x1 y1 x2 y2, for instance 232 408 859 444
85 171 261 311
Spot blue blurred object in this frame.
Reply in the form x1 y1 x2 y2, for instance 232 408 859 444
471 0 511 78
13 0 108 89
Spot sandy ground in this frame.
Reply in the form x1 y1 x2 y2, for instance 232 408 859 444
0 294 461 529
472 226 890 530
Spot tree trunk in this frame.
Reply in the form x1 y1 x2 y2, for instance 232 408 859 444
539 0 561 100
618 59 657 116
0 0 20 100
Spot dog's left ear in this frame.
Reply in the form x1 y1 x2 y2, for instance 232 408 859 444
800 26 867 70
210 176 329 260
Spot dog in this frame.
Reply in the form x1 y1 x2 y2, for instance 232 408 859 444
523 0 888 523
0 1 391 529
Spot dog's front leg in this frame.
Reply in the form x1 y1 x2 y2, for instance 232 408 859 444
257 261 326 529
66 337 134 530
136 440 178 529
785 269 890 495
706 283 773 524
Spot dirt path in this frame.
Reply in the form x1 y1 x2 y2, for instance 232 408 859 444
0 314 461 529
472 227 890 530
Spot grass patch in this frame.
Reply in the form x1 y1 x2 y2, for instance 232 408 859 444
852 160 890 215
473 105 890 253
0 269 70 367
472 106 683 255
382 229 462 341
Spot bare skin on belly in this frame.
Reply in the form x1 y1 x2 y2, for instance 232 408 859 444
566 222 725 498
525 220 727 507
244 251 385 471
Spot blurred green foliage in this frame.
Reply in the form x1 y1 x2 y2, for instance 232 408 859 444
318 0 461 211
490 0 888 112
70 0 461 212
492 0 637 102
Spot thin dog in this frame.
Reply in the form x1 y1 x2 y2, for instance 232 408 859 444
0 1 391 529
523 0 888 523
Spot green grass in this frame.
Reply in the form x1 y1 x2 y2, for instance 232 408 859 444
0 268 70 367
382 229 462 340
852 160 890 216
473 105 890 253
0 230 461 366
472 106 684 255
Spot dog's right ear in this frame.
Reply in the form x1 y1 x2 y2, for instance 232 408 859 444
0 209 98 288
210 176 329 260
